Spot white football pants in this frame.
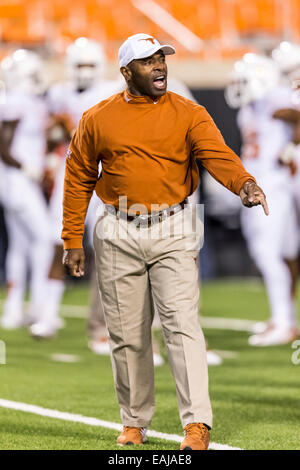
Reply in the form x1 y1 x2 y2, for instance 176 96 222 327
2 169 53 321
241 181 299 328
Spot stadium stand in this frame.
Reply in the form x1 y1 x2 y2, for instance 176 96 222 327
0 0 299 59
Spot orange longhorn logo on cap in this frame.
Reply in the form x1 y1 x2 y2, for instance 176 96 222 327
138 38 155 44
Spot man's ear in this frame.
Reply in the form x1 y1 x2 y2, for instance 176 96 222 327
120 66 132 82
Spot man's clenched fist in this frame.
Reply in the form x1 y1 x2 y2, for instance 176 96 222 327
63 248 85 277
240 180 269 216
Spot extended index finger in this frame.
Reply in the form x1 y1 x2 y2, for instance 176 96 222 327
260 195 269 216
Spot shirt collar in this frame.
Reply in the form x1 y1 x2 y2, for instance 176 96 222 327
123 89 165 105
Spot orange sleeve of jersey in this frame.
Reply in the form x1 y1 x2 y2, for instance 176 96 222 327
62 113 99 249
189 106 256 194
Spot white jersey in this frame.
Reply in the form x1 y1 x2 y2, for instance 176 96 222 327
0 91 47 175
0 122 4 202
237 86 294 186
47 79 124 126
238 85 300 329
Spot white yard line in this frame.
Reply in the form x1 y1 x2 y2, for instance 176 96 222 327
50 353 81 363
213 349 238 359
0 398 242 450
199 316 256 332
0 300 87 319
57 304 257 331
59 304 257 332
59 305 257 331
0 298 257 330
59 304 88 318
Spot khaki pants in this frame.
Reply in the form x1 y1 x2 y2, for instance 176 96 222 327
93 206 212 429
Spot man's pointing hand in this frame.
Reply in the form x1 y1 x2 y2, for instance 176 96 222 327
240 180 269 216
63 248 85 277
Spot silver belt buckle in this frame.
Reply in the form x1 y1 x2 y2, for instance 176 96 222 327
133 213 148 228
139 214 149 228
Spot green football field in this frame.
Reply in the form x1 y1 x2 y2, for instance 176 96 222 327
0 279 299 450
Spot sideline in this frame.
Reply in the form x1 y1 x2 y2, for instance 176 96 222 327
0 398 243 450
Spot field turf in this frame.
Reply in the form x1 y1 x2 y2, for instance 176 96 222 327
0 280 299 450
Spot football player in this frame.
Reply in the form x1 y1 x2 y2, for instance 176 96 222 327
225 53 299 346
271 41 300 223
0 49 53 331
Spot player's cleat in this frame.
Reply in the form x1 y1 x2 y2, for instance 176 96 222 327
29 318 62 339
180 423 210 450
206 350 223 366
251 321 270 335
0 313 25 330
248 325 299 346
153 353 164 367
117 426 147 446
88 338 110 355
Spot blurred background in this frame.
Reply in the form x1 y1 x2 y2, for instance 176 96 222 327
2 0 300 282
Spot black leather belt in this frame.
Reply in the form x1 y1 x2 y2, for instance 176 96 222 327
105 200 187 227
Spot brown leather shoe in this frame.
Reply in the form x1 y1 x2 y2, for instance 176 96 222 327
180 423 210 450
117 426 147 446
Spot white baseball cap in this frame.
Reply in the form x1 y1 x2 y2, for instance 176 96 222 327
118 33 175 67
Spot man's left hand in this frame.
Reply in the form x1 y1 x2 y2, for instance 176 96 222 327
240 180 269 216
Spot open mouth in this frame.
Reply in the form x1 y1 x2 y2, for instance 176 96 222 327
153 75 167 90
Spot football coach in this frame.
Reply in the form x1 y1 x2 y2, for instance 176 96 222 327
62 33 268 450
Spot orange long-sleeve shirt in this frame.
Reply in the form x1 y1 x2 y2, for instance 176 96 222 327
62 90 255 249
